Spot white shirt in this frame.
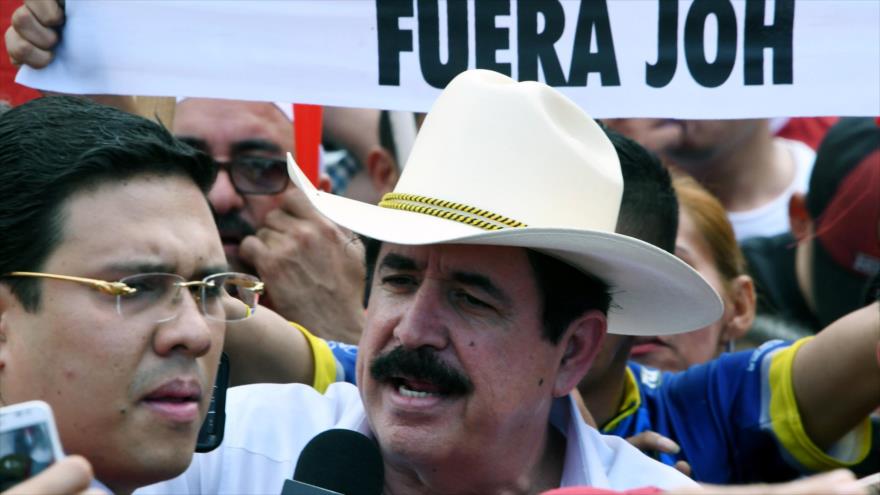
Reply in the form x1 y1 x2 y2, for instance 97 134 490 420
137 382 695 494
728 138 816 241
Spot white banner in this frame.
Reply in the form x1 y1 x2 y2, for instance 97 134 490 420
17 0 880 118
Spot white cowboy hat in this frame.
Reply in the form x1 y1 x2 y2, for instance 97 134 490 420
287 69 721 335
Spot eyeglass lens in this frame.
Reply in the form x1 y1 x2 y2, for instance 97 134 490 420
116 273 261 322
228 156 288 195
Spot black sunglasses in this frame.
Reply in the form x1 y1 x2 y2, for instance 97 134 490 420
217 156 288 195
179 137 289 196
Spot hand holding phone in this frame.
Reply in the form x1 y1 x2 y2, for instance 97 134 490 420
0 401 65 491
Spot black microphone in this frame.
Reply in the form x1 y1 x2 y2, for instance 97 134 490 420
280 429 384 495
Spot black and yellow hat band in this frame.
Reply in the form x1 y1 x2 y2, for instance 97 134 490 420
379 192 528 232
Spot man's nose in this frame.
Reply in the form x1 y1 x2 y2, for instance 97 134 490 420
208 169 245 214
393 285 450 351
153 288 215 358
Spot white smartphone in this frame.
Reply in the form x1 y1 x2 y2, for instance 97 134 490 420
0 400 65 491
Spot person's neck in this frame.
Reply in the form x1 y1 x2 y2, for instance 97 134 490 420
683 129 794 214
381 425 566 494
579 357 631 429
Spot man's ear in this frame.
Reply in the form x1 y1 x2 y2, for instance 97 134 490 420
366 148 400 197
553 310 606 397
789 193 813 241
723 274 756 342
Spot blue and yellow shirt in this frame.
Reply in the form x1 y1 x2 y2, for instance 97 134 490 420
603 339 871 483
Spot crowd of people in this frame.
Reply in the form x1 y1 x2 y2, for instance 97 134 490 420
1 1 878 494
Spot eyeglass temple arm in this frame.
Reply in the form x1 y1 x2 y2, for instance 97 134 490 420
6 272 137 296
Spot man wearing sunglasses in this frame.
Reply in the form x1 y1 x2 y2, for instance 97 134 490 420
172 98 367 347
0 95 264 494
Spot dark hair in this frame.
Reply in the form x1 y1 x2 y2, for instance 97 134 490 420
361 238 610 345
379 110 397 163
0 96 217 310
604 127 679 253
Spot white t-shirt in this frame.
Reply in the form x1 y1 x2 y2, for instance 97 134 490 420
728 138 816 241
137 382 695 494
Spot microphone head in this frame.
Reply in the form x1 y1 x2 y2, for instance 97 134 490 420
293 429 384 495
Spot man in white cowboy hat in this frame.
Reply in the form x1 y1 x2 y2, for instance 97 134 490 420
133 70 718 494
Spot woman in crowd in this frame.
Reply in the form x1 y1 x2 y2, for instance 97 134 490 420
629 174 756 371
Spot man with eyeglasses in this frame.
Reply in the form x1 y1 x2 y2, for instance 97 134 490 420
0 95 263 495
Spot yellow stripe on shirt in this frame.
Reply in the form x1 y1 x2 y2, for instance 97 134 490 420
291 322 338 394
768 337 872 471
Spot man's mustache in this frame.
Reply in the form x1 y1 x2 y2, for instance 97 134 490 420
370 346 474 396
213 212 256 240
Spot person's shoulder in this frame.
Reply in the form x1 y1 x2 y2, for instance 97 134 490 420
152 382 367 494
227 382 362 423
589 428 697 490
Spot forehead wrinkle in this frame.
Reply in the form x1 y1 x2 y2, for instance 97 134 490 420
174 100 293 154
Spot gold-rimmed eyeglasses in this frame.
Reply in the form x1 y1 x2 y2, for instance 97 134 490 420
4 271 264 323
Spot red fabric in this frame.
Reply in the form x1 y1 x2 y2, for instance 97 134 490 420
293 103 322 186
0 0 41 106
541 487 663 495
774 117 839 150
814 150 880 276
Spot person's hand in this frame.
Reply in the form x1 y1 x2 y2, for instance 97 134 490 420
668 468 868 494
626 431 692 477
1 456 105 495
240 186 366 344
5 0 64 68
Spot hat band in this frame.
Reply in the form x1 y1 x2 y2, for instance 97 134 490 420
379 192 528 231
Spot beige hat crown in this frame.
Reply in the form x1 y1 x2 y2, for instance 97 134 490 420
288 69 721 335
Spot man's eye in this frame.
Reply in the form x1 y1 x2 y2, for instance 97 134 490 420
122 279 165 301
203 282 224 298
453 290 493 311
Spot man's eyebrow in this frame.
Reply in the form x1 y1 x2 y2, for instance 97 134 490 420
451 271 511 306
230 139 283 155
378 253 420 272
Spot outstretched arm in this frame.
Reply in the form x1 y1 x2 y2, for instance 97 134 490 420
223 305 317 387
793 302 880 450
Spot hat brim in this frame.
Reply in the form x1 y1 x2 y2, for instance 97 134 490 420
288 155 722 336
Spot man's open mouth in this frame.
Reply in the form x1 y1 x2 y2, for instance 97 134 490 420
371 347 474 398
391 376 445 398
